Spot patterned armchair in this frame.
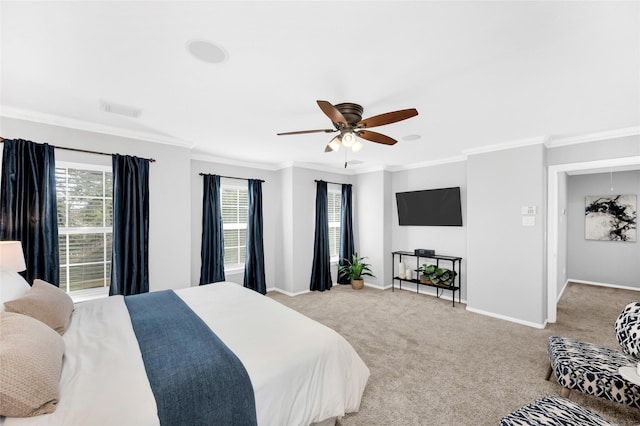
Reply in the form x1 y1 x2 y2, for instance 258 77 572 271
546 302 640 408
500 395 616 426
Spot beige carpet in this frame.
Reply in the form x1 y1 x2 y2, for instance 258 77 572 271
269 282 640 425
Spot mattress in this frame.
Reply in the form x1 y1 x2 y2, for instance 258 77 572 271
2 282 369 425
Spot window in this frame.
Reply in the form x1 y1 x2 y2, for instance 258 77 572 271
221 185 248 270
328 188 341 261
56 164 112 296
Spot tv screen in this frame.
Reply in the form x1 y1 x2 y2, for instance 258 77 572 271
396 187 463 226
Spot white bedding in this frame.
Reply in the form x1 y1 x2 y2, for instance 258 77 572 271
3 282 369 426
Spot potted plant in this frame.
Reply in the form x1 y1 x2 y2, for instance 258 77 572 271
416 264 457 287
338 252 375 290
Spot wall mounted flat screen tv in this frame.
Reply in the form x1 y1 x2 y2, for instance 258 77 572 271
396 187 463 226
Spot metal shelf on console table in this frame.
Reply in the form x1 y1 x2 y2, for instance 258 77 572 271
393 277 460 304
391 251 463 307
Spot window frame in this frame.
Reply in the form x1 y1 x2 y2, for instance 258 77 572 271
327 185 342 263
56 161 112 301
220 181 248 272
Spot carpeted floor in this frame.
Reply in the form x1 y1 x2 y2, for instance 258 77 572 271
269 282 640 425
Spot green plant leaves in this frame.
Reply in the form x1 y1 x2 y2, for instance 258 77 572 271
338 252 375 280
416 264 457 286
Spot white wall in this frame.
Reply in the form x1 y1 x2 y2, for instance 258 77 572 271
390 161 468 299
466 144 546 326
353 170 392 288
567 170 639 288
547 135 640 166
277 167 295 293
1 117 192 292
556 171 569 297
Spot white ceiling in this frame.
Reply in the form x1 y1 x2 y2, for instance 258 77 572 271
1 1 639 172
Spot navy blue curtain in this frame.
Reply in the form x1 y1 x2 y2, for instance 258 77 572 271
338 184 355 284
200 174 225 284
243 179 266 294
0 139 59 285
309 180 332 292
110 154 149 296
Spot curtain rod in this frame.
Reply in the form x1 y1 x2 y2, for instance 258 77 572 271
0 137 156 163
199 173 265 183
314 179 349 186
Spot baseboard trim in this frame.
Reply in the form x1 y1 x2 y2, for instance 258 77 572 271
363 282 389 290
567 279 640 292
267 287 310 297
556 280 569 303
465 306 547 329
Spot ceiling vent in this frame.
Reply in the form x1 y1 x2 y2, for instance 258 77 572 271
100 100 141 118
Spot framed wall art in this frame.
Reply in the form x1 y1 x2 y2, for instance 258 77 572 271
585 194 637 241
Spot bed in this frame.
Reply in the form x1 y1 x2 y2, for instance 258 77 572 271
0 273 369 426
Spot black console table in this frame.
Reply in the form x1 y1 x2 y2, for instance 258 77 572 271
391 251 463 307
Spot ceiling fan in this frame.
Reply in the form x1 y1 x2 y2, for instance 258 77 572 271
277 100 419 153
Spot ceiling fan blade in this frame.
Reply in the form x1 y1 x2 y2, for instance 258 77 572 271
317 100 348 126
277 129 336 136
357 108 418 128
357 130 398 145
324 144 333 152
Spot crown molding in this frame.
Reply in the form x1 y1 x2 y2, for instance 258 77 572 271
281 161 360 175
6 106 636 174
1 106 194 148
190 152 282 171
463 135 549 157
190 155 385 176
386 155 467 172
546 126 640 148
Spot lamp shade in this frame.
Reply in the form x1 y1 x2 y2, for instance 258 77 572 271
0 241 27 272
341 131 356 147
328 136 341 152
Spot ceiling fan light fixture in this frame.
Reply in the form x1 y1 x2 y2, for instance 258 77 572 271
352 140 363 153
341 131 356 148
328 136 341 152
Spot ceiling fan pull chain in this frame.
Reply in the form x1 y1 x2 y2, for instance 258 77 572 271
344 145 348 168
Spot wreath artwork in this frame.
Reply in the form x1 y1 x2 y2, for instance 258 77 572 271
585 194 637 242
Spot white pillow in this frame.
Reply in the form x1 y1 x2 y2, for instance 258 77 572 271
0 271 31 312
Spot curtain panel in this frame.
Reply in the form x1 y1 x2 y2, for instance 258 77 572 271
309 180 332 292
338 183 355 284
0 138 59 285
110 154 150 296
200 174 225 285
243 179 266 294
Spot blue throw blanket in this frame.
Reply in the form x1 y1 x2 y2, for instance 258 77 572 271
124 290 257 426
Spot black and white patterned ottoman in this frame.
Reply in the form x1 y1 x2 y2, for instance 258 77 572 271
499 395 616 426
547 336 640 407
